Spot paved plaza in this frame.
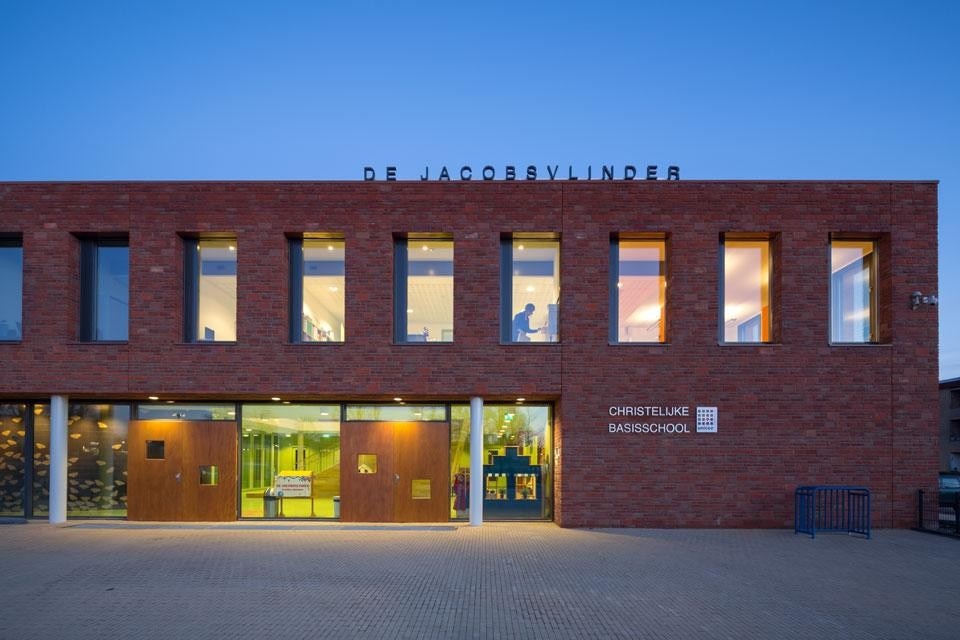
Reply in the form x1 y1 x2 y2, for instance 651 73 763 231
1 521 958 639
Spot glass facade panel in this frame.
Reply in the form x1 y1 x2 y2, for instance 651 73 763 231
450 403 553 520
137 403 236 421
450 406 471 519
831 239 877 343
240 404 341 518
0 404 26 516
617 239 666 342
0 241 23 341
94 244 129 340
509 238 559 342
301 238 345 342
403 238 453 342
345 405 446 421
722 238 772 343
32 405 50 516
197 239 237 342
65 404 128 516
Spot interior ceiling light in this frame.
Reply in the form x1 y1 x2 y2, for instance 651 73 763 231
421 245 429 251
166 400 175 404
329 286 339 292
393 397 403 402
327 245 334 251
271 397 281 402
228 245 236 251
517 398 525 402
518 244 525 251
148 396 159 401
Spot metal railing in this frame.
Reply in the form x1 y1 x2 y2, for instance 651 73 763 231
795 486 871 539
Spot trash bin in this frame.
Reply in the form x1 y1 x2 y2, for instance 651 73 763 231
333 495 340 518
263 489 280 518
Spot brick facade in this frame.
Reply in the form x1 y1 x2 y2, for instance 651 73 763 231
0 181 939 527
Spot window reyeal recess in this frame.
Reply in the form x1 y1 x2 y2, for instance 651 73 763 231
80 237 129 341
830 238 877 343
611 235 666 343
0 236 23 341
501 235 560 343
394 235 453 343
290 236 345 343
184 238 237 342
721 236 773 343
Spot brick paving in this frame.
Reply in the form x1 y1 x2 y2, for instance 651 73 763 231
1 522 958 639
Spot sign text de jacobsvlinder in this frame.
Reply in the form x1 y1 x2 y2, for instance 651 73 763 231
363 164 680 181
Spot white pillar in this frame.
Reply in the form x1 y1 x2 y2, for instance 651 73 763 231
469 396 484 526
49 395 68 524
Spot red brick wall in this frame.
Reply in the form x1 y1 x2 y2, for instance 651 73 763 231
0 181 939 527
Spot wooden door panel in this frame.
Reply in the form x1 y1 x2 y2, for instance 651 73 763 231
182 421 237 522
127 420 183 521
340 422 395 522
395 422 449 523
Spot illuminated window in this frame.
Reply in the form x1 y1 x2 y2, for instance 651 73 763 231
80 237 129 341
611 236 666 343
290 236 345 342
394 235 453 343
502 235 560 343
184 238 237 342
721 237 772 343
831 239 877 343
0 236 22 341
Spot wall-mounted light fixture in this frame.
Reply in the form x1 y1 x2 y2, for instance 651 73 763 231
910 291 939 310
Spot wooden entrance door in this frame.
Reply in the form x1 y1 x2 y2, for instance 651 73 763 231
340 421 449 523
127 420 237 521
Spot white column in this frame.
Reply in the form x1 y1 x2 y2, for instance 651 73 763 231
469 396 483 526
49 395 68 524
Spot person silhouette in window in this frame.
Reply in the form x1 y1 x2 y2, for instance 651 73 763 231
512 303 543 342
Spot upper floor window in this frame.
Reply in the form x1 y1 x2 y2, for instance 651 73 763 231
721 236 773 343
79 237 129 341
290 236 345 342
0 236 22 341
184 238 236 342
501 235 559 343
830 238 877 343
394 235 453 343
611 235 666 343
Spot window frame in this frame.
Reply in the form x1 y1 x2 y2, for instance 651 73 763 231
718 233 775 345
0 235 23 342
500 233 561 344
609 233 668 344
183 236 238 343
393 234 454 344
288 234 345 343
79 235 129 342
829 236 879 345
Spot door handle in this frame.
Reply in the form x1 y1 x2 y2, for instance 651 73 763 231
175 472 182 483
395 474 400 483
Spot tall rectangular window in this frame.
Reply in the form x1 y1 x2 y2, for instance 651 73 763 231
290 236 345 342
721 237 772 343
185 238 237 342
831 239 877 343
502 236 560 343
0 236 23 341
394 236 453 343
80 237 129 341
611 235 666 343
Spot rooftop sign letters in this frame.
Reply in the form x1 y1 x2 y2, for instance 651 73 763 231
363 164 680 181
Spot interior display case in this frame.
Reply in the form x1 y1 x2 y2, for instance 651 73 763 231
482 446 542 519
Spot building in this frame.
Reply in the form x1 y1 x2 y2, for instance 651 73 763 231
0 180 940 527
940 377 960 472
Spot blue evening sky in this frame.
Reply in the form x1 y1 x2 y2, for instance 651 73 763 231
1 1 957 377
